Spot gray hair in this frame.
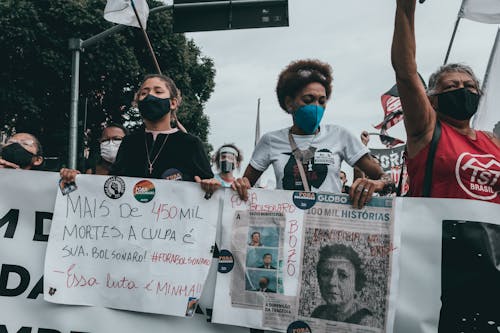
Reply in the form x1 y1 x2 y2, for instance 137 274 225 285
427 63 481 96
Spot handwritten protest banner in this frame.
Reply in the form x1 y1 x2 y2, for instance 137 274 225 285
44 174 220 317
212 189 400 333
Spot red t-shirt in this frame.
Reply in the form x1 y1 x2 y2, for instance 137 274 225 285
407 121 500 203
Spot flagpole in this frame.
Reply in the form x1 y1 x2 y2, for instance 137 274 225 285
131 0 162 74
472 27 500 128
443 16 461 65
254 98 261 188
254 98 261 147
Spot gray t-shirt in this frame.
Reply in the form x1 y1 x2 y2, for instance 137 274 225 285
250 124 369 193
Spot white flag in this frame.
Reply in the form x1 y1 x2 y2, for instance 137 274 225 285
460 0 500 24
104 0 149 29
473 29 500 136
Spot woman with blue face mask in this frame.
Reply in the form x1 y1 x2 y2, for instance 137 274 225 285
233 59 392 208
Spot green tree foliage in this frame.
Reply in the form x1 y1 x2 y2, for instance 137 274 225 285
0 0 215 167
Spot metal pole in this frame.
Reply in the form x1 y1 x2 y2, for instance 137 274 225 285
131 0 162 74
472 27 500 128
68 38 82 169
443 17 461 65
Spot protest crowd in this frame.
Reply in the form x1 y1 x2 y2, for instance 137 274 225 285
1 0 499 332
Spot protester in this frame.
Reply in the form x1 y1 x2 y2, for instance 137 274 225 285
232 59 394 208
392 0 500 203
213 144 243 187
0 133 44 170
87 124 128 175
312 244 375 326
61 74 219 195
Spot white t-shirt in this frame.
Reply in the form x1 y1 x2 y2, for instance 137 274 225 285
250 125 369 193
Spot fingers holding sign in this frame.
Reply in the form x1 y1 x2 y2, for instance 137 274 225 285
195 176 221 199
60 168 80 184
231 177 251 201
0 158 20 169
349 178 383 209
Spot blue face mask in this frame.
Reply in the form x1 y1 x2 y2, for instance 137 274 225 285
293 104 325 134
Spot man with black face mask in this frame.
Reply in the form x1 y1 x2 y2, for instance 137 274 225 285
0 133 44 170
392 0 500 204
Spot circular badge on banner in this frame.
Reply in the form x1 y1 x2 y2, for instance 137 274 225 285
292 191 317 210
104 176 126 199
287 320 312 333
133 180 156 203
218 249 234 273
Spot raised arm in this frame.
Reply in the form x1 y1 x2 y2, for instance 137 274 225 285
392 0 435 157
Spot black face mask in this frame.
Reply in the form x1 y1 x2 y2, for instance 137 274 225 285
220 161 235 173
1 143 35 168
138 94 171 121
436 88 480 121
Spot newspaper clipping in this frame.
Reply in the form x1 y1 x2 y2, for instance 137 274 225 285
219 189 397 332
262 193 397 333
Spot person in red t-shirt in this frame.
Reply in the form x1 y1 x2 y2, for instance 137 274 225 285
391 0 500 204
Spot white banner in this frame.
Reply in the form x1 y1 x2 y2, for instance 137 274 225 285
212 189 399 332
44 174 219 317
394 197 500 333
473 29 500 135
0 169 246 333
460 0 500 24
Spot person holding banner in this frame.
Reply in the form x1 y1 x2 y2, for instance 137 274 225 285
233 59 394 208
213 143 243 187
392 0 500 203
61 74 219 195
86 124 128 175
0 132 44 170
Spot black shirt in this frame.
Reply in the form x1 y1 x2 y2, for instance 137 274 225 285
112 130 213 181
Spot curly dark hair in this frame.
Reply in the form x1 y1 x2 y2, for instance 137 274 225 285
316 244 366 291
276 59 333 112
213 143 243 169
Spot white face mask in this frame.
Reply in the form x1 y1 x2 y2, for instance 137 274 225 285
100 141 121 163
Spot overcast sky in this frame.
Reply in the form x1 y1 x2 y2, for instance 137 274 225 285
182 0 498 185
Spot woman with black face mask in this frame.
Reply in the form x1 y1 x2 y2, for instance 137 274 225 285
0 133 44 170
392 0 500 203
59 74 219 195
110 74 219 194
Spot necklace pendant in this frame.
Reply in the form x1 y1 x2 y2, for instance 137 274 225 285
148 164 153 175
307 160 313 171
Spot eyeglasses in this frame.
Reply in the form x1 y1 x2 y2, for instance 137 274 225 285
6 138 35 149
100 137 124 145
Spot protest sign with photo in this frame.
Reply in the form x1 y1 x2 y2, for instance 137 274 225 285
212 189 399 332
